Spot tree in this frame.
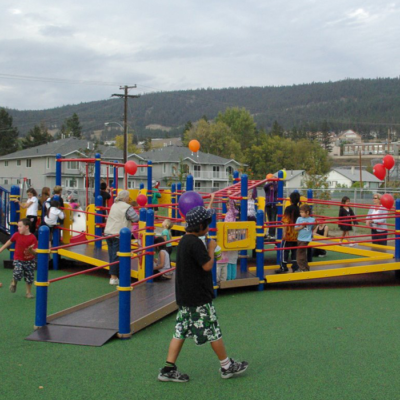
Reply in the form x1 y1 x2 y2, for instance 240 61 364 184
270 120 284 137
216 107 257 149
184 119 241 160
143 138 152 152
182 121 193 140
21 122 53 149
115 134 141 154
0 108 19 155
320 120 333 152
64 113 82 138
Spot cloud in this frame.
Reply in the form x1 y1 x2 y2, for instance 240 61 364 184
1 0 400 110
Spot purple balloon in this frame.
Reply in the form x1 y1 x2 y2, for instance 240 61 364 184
178 191 204 216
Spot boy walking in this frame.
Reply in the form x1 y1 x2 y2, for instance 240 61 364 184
158 206 248 382
0 218 38 298
295 204 315 272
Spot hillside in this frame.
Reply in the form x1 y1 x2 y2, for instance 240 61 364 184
4 77 400 137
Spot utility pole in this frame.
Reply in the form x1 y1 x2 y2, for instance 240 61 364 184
112 85 140 164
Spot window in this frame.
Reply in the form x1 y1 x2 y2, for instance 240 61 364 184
213 166 220 178
140 167 145 174
26 179 31 186
47 158 51 169
226 166 234 176
4 161 8 167
17 179 21 184
163 163 167 174
213 182 220 188
4 179 8 185
26 159 32 168
66 179 78 188
128 181 135 189
195 181 201 189
67 161 79 170
17 160 21 166
194 165 201 178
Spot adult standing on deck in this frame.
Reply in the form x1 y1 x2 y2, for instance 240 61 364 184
104 190 139 285
366 193 388 246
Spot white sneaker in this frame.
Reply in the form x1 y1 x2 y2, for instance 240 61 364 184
109 278 119 285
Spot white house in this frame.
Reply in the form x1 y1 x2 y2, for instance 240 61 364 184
276 170 306 189
326 168 380 189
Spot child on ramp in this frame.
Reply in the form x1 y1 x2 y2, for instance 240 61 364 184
158 206 248 382
0 218 38 298
294 204 315 272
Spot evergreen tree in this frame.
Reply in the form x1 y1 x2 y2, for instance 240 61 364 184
22 122 53 149
0 108 19 155
320 120 333 152
270 120 284 137
65 113 82 138
143 138 152 152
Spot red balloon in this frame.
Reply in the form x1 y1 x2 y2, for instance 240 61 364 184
380 193 394 210
125 161 138 175
383 155 395 170
136 194 147 207
373 164 386 180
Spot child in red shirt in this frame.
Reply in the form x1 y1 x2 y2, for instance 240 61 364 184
0 218 38 298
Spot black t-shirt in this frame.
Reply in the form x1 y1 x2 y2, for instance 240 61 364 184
175 234 214 307
94 190 111 207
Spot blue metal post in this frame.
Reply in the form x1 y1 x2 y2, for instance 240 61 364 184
139 183 144 190
396 199 400 261
118 227 132 339
256 209 265 291
52 194 60 270
240 174 248 273
94 153 101 199
56 153 62 186
222 194 227 218
113 161 119 201
145 209 155 281
186 174 193 191
9 185 20 260
233 170 240 185
95 195 103 249
171 183 176 219
147 161 153 205
209 211 218 297
276 171 284 265
34 225 50 329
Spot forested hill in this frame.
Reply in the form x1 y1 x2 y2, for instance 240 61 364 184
5 77 400 137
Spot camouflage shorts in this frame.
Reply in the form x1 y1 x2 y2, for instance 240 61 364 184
13 260 36 284
173 303 222 346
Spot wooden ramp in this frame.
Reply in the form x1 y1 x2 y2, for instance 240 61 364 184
26 277 177 346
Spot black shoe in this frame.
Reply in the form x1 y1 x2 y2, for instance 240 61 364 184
220 359 249 379
275 267 289 274
158 367 189 383
292 265 299 273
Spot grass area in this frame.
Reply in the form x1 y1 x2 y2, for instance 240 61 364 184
2 248 400 400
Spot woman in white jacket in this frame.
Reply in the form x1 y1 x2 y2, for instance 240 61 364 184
366 193 388 246
104 190 139 285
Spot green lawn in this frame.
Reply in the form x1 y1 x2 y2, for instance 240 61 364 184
2 249 400 400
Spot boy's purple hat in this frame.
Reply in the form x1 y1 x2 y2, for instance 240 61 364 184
186 206 215 228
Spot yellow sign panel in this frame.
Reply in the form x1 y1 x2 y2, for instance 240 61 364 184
216 221 256 251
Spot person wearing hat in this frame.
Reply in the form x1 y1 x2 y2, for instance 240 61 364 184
104 190 139 285
158 205 248 383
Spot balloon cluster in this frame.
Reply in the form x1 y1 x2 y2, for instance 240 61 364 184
373 155 395 181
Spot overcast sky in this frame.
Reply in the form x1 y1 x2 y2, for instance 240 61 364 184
1 0 399 110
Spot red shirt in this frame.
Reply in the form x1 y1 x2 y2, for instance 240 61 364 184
10 233 38 261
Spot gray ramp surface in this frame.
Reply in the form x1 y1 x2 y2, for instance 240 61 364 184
26 325 117 347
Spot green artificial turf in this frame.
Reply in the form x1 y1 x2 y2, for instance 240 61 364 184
2 249 400 400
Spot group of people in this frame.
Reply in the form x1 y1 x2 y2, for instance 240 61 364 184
277 191 390 274
15 186 65 236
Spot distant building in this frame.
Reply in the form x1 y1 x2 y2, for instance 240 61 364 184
343 142 398 156
338 130 362 143
326 168 380 189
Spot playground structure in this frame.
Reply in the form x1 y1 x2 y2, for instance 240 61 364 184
1 152 399 346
